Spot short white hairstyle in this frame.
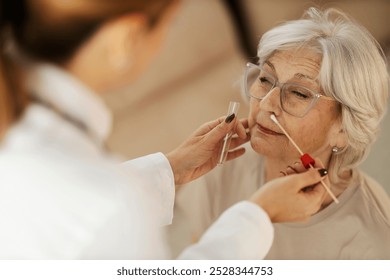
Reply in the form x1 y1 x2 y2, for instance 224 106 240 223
257 7 389 184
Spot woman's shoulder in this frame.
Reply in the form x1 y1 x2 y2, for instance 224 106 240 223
357 171 390 228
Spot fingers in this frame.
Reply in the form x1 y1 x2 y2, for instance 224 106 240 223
283 157 324 176
309 183 327 198
288 168 326 192
285 164 298 175
283 160 306 175
313 157 325 169
311 158 331 198
196 115 237 146
292 161 307 173
195 114 241 136
302 184 327 217
197 116 250 150
235 118 249 139
225 147 246 162
229 134 250 149
194 116 226 136
192 116 248 146
224 118 250 149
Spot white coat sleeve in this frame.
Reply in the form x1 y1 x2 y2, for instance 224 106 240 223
121 153 175 226
178 201 274 260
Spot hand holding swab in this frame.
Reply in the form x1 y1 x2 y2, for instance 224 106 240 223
270 114 339 204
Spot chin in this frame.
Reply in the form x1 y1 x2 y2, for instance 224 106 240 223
250 135 293 162
250 137 269 156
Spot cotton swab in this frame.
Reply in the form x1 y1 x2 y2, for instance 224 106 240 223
270 114 339 204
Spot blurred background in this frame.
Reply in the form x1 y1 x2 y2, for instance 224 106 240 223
102 0 390 193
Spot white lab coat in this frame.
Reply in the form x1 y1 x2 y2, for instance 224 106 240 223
0 63 273 259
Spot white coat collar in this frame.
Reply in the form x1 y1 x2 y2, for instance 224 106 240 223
26 63 112 146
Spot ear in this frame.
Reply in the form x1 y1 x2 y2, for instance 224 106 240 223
328 118 348 150
104 13 148 70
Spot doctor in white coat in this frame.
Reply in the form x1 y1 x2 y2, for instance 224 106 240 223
0 0 327 259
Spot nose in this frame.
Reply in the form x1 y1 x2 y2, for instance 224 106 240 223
258 87 282 116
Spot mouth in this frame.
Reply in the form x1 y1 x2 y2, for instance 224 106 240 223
256 123 284 136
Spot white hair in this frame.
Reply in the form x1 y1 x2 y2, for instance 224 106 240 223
257 7 389 185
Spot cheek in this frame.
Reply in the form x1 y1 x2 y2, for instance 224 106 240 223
289 110 336 154
290 123 321 151
248 100 259 127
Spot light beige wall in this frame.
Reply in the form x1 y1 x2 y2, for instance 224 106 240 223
241 0 390 52
103 0 248 159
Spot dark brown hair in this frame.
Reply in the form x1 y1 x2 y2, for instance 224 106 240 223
4 0 174 63
0 0 174 136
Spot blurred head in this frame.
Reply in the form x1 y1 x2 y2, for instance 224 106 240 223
0 0 178 136
7 0 176 64
246 7 389 185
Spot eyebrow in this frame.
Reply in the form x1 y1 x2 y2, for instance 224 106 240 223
264 61 318 82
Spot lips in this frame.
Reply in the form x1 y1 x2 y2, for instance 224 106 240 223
257 123 284 136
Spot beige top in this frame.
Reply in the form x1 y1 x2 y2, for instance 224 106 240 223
169 145 390 259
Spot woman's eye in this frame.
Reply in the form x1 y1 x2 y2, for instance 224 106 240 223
259 77 272 85
291 90 309 99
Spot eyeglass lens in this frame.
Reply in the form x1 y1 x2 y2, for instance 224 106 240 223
246 65 316 117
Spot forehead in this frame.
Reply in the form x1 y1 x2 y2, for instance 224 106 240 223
266 49 322 81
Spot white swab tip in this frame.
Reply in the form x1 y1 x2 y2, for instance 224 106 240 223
270 114 278 123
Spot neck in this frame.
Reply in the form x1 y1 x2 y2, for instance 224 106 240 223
65 52 107 94
264 157 290 183
321 169 352 208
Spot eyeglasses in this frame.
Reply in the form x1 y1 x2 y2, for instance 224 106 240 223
244 62 335 117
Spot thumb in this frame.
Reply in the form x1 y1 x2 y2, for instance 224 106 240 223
289 168 326 192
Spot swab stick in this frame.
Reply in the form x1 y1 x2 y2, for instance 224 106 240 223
270 114 339 204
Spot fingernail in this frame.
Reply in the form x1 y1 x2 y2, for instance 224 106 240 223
318 168 328 177
225 113 235 123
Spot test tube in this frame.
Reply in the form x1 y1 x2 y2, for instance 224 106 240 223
217 101 240 165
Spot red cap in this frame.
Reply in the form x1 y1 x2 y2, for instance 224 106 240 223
300 153 315 169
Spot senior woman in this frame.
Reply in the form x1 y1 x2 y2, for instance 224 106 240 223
170 7 390 259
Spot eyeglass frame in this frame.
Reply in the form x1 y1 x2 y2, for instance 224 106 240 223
244 62 335 117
